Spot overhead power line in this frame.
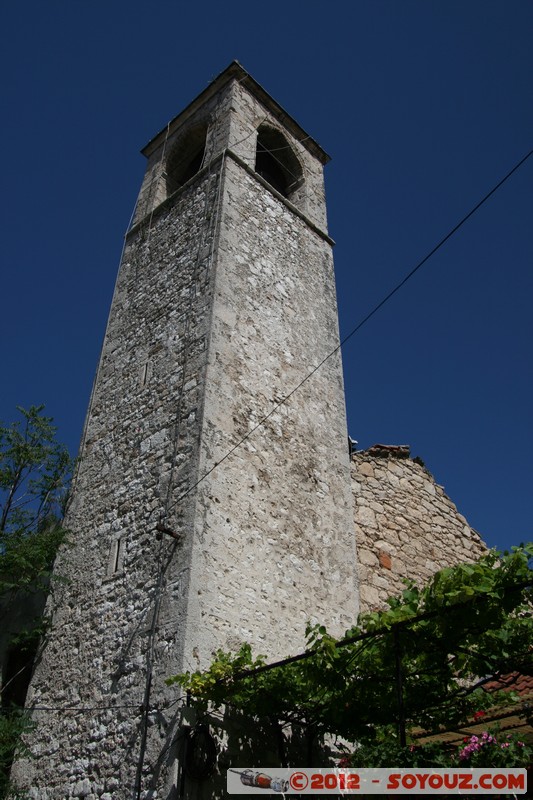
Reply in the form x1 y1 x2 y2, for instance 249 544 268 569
0 695 187 716
166 147 533 516
230 579 533 682
338 147 533 350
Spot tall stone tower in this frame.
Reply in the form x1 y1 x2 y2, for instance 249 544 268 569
14 62 358 798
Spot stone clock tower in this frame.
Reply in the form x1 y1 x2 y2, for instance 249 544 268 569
14 62 358 798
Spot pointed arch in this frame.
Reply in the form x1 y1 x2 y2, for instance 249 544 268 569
255 124 304 201
166 124 208 196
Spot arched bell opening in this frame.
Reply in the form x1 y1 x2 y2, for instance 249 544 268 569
255 125 304 201
166 124 208 196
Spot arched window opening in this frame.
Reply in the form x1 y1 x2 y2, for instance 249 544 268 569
255 125 303 200
166 125 208 196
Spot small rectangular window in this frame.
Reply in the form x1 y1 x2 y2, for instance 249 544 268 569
107 537 124 576
140 360 152 387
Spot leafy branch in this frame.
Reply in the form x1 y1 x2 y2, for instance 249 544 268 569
0 406 72 597
0 406 72 798
167 545 533 746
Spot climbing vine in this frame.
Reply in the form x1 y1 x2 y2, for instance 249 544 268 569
168 545 533 749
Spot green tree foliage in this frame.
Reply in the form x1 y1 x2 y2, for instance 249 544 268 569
0 405 71 596
346 728 532 769
0 712 32 799
168 546 533 757
0 406 71 799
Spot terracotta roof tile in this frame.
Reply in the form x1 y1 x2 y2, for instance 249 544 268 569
484 671 533 697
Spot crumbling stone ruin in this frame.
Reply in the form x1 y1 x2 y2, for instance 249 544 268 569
351 444 486 613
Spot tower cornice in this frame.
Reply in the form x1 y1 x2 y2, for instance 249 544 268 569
141 60 331 165
126 149 335 245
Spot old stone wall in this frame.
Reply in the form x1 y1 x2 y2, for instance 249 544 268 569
225 79 329 230
351 445 487 614
13 164 223 798
132 84 233 227
181 152 357 671
133 66 329 233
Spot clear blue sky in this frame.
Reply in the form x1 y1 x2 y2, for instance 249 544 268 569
1 1 531 553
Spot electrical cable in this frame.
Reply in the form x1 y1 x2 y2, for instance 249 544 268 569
165 147 533 517
226 579 533 680
337 147 533 349
160 120 225 525
0 695 187 716
255 137 303 186
50 147 531 729
197 580 532 738
132 126 226 786
147 122 171 236
251 138 311 153
1 703 142 714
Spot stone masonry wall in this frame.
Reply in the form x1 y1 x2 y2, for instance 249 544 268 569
226 80 328 231
13 165 223 798
352 445 487 614
180 153 358 672
133 72 329 233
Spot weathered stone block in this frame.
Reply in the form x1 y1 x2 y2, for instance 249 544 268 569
351 450 486 613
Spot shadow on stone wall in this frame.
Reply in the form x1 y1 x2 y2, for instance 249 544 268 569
155 706 339 800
